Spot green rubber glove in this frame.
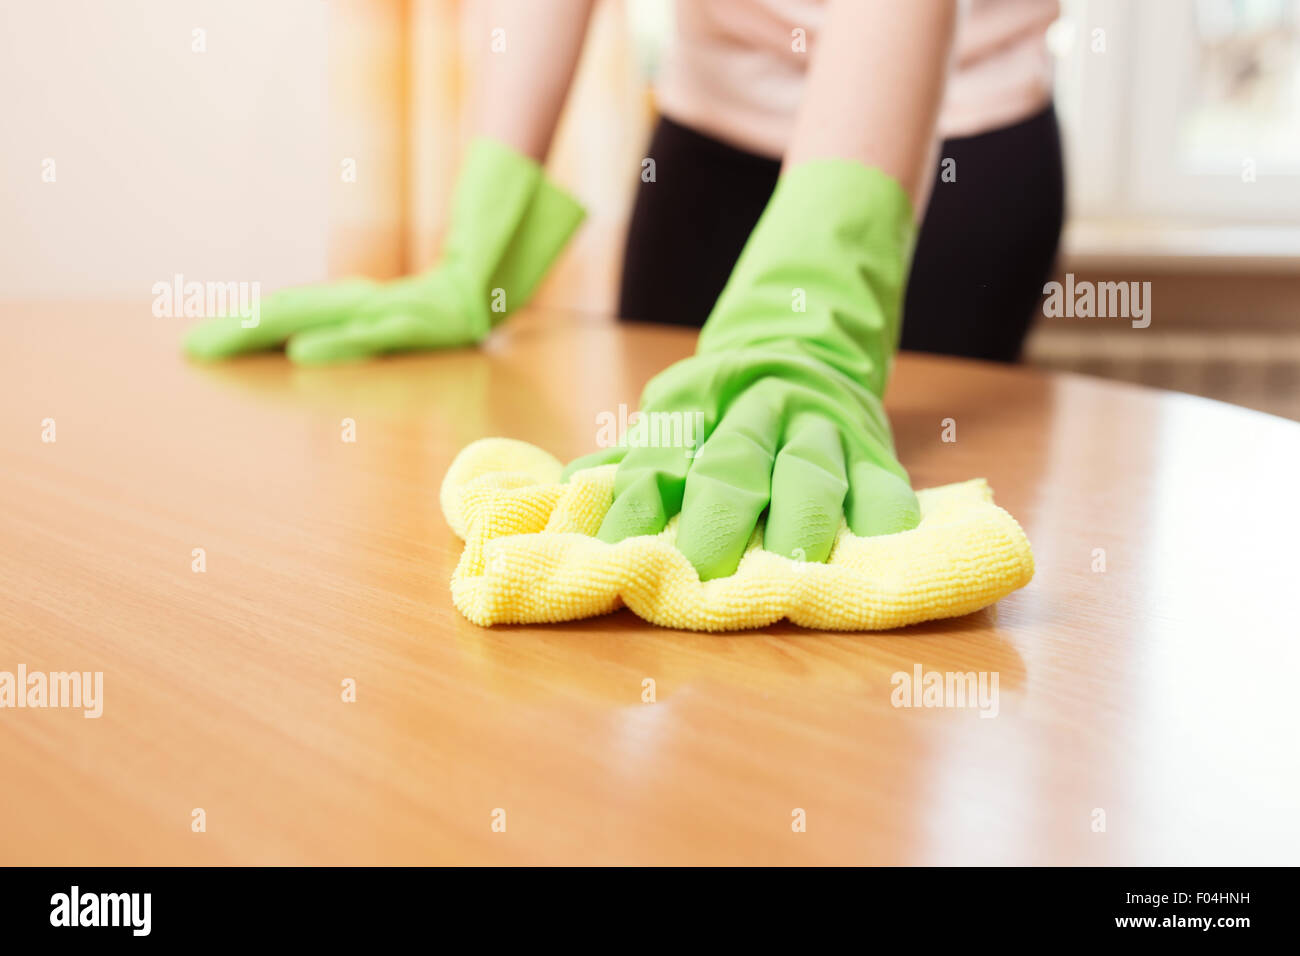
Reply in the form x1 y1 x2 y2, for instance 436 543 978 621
564 159 920 580
184 138 584 364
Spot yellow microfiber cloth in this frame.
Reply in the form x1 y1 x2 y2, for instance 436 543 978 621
441 437 1034 632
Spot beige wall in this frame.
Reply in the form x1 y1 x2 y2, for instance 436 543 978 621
0 0 333 300
1 0 648 310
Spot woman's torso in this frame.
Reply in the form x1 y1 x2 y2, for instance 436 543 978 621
654 0 1061 157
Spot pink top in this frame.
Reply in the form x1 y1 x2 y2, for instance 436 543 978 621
655 0 1061 157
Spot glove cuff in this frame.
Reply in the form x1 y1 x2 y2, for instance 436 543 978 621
698 159 915 397
487 173 586 328
439 139 585 341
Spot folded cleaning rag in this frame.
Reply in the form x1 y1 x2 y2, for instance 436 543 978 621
441 437 1034 632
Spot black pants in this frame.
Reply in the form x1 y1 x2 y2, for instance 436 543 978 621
619 107 1065 363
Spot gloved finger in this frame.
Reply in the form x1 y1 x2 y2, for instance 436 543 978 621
286 312 466 365
596 420 696 544
763 413 848 563
183 279 376 360
561 446 627 481
844 456 921 537
676 390 781 580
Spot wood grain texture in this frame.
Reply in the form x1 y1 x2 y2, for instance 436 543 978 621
2 301 1298 865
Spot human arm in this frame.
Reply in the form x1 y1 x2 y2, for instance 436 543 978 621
564 0 960 580
184 0 596 364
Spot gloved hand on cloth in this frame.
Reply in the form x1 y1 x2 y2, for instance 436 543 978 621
184 138 584 364
563 158 920 580
439 143 1037 626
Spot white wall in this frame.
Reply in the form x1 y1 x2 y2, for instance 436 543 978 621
0 0 330 299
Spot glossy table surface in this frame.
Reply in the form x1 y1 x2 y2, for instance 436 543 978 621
2 302 1298 865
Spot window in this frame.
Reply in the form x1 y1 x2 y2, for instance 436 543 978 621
1054 0 1300 222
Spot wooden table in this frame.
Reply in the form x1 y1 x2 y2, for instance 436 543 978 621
2 302 1297 865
